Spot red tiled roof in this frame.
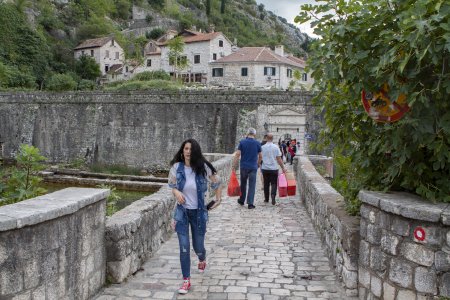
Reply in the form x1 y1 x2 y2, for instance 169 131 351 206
286 55 306 67
75 37 113 50
213 47 305 68
159 30 222 45
107 64 123 74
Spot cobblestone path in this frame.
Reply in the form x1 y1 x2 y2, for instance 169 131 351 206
96 170 355 300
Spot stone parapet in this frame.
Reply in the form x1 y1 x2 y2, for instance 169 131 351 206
358 190 450 299
0 188 109 299
307 155 334 178
105 155 234 283
295 156 360 296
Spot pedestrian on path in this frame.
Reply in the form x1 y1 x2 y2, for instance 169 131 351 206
261 133 287 205
233 127 262 209
168 139 223 294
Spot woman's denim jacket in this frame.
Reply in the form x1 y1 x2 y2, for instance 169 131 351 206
168 162 220 235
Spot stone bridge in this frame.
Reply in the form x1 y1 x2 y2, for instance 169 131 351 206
1 153 449 299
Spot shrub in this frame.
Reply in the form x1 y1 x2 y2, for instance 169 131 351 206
46 73 77 91
78 79 96 90
145 14 153 24
134 70 171 81
0 144 47 206
146 28 165 40
0 63 36 89
104 79 182 91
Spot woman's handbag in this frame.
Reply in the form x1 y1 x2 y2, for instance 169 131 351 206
278 173 288 197
227 170 241 197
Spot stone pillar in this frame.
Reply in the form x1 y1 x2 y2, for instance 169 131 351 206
358 190 450 299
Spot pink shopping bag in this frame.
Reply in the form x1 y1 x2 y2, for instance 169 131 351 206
278 173 288 198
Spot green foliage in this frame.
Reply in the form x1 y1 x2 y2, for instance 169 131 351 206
75 55 101 80
0 3 50 88
148 0 165 10
104 79 183 91
78 79 97 90
76 14 116 41
133 70 171 81
0 62 36 89
145 14 153 24
46 73 77 91
296 0 450 203
0 144 47 206
113 0 131 20
96 184 121 216
146 27 165 40
168 36 189 77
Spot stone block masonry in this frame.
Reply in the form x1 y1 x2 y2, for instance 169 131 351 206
0 188 110 299
105 154 234 283
295 156 360 296
0 91 314 169
358 191 450 299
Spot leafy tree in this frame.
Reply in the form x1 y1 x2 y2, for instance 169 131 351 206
296 0 450 204
220 0 226 14
206 0 211 16
46 73 77 91
0 144 47 205
76 14 116 40
0 62 36 89
167 36 188 78
75 55 101 80
113 0 131 20
148 0 165 10
78 79 96 90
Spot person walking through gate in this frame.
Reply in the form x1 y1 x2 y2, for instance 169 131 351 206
233 128 262 209
168 139 223 294
261 133 287 205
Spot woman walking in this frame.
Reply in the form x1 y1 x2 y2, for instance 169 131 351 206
168 139 222 294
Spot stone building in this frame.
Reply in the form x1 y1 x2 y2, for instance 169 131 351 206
74 37 125 78
209 46 312 90
137 29 233 83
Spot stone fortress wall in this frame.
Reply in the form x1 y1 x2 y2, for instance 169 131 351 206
0 91 315 171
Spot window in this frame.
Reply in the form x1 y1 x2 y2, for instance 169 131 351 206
111 39 115 46
105 65 109 72
241 67 248 77
126 66 129 72
287 69 292 78
219 40 223 47
169 56 187 66
302 73 308 81
147 59 152 67
81 50 85 55
264 67 276 76
194 54 200 64
90 50 94 57
212 68 223 77
115 52 119 59
213 53 217 60
105 50 109 58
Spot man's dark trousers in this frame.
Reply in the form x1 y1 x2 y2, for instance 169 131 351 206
262 169 278 203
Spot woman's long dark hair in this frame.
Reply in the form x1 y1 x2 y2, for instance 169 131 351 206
170 139 216 176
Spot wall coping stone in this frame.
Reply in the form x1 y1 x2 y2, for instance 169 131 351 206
0 187 110 231
359 190 450 224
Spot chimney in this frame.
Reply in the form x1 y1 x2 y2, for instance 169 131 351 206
274 45 284 57
208 24 215 33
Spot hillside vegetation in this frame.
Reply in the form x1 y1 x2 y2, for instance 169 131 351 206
0 0 311 91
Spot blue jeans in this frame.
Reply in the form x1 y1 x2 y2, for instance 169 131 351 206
177 209 206 278
239 168 257 205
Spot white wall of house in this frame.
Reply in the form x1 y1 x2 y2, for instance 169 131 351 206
139 33 232 81
209 63 305 89
74 40 125 76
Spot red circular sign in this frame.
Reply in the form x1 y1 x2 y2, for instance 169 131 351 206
414 227 426 241
361 84 410 123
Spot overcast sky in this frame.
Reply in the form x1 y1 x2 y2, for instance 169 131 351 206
255 0 317 37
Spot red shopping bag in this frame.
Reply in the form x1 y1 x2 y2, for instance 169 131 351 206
278 173 288 198
227 170 241 197
286 172 297 196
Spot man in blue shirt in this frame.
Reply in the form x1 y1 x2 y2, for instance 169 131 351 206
233 128 262 209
